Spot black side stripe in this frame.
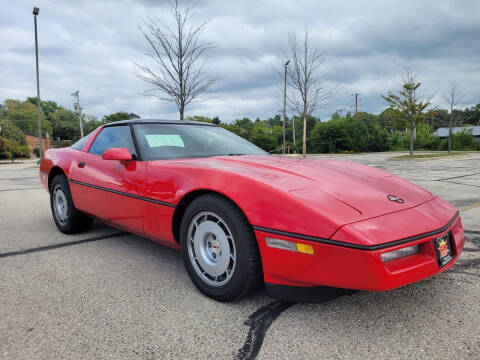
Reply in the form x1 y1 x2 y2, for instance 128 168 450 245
253 211 460 251
68 179 176 208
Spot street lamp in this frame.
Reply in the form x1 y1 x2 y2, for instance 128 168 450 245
33 6 42 159
282 60 290 154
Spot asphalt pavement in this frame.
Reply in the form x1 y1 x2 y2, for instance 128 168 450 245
1 153 479 360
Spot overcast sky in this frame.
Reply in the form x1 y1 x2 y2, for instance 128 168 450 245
2 0 479 122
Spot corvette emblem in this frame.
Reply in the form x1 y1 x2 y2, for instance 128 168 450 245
387 195 405 203
438 239 450 258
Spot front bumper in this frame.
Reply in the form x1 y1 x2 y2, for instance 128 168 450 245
255 213 464 292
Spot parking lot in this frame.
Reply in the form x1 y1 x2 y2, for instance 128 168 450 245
1 152 479 360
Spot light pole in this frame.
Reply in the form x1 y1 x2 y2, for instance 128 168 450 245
292 114 295 152
33 7 42 158
282 60 290 154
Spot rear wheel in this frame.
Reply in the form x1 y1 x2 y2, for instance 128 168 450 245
180 194 261 301
50 174 93 234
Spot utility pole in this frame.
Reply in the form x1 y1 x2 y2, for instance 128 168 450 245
33 7 42 159
354 93 361 121
282 60 290 154
71 90 84 137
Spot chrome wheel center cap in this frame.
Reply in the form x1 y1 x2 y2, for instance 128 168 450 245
207 235 221 257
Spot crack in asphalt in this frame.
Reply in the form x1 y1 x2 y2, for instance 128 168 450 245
452 257 480 270
0 232 127 259
464 233 480 248
234 301 294 360
234 289 356 360
462 247 480 253
448 233 480 278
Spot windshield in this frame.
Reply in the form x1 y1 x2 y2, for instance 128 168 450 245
134 123 267 160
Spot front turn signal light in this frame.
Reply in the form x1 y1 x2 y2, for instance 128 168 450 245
296 243 315 255
266 237 314 255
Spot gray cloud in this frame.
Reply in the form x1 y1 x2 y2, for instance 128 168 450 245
1 0 479 122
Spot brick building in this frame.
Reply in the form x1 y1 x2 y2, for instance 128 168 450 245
24 132 52 153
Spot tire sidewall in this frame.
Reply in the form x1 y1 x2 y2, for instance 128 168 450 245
50 175 76 233
180 196 253 300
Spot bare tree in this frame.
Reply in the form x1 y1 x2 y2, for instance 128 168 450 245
443 80 463 153
284 29 333 157
135 0 216 120
382 70 430 155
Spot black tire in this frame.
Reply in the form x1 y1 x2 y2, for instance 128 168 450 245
50 174 93 234
180 194 261 301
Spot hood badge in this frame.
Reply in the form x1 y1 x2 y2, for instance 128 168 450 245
387 195 405 203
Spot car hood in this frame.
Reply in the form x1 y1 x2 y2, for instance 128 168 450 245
191 155 436 222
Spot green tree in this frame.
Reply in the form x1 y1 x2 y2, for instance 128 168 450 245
186 115 213 123
0 138 11 159
358 112 389 151
4 99 52 137
0 118 27 145
249 126 278 152
84 116 102 135
381 72 429 155
293 115 317 145
231 118 254 138
49 108 82 140
102 112 130 123
26 97 59 118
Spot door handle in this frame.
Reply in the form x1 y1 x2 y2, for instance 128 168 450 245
78 161 86 168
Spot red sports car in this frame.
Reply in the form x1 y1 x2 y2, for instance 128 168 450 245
40 119 464 301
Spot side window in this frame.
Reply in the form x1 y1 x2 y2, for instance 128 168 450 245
71 132 92 151
89 126 136 156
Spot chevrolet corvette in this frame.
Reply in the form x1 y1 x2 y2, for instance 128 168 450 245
40 119 464 301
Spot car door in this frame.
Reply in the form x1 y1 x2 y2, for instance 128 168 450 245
69 124 146 234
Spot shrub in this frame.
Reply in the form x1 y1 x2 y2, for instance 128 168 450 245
310 118 369 153
52 140 73 148
0 138 11 159
365 124 389 152
451 129 480 151
415 124 440 150
249 127 278 152
387 130 408 151
3 138 31 162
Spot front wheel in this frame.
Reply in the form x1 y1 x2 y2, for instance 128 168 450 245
50 174 94 234
180 194 261 301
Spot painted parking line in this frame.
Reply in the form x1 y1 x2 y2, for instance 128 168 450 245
460 201 480 212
